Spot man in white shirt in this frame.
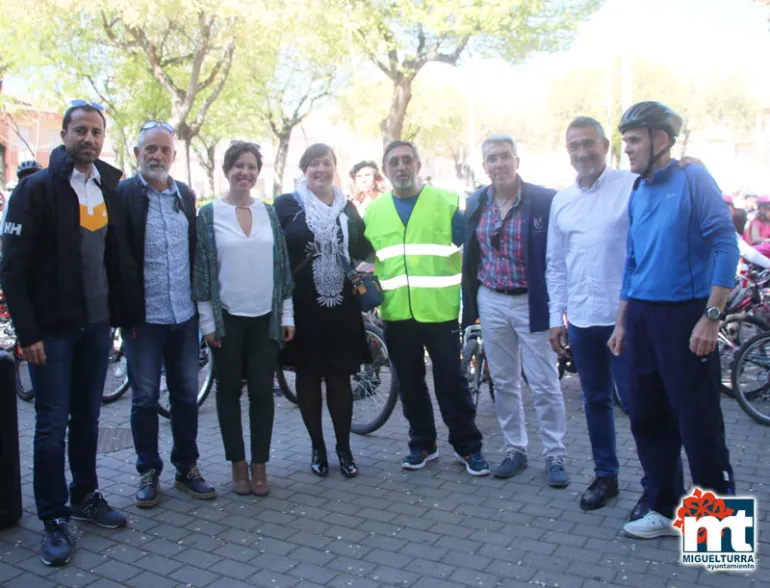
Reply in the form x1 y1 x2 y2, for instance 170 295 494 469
546 117 654 516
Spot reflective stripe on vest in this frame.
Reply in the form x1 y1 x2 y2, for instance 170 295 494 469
364 186 462 323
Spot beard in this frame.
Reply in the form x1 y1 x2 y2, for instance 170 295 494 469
391 176 415 191
141 162 169 184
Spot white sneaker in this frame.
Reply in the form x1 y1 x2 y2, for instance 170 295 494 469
623 511 679 539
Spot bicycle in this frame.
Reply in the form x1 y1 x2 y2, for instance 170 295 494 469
158 335 215 419
276 315 399 435
730 330 770 426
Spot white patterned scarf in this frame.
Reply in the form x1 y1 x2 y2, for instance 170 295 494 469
296 179 350 307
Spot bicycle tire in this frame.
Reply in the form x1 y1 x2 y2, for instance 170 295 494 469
276 367 298 404
158 340 215 419
461 337 482 408
15 347 34 402
719 314 768 398
731 330 770 426
612 383 626 415
351 324 399 435
102 329 129 404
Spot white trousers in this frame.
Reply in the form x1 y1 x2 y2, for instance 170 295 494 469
477 286 567 458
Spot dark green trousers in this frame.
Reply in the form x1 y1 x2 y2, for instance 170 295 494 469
212 311 278 464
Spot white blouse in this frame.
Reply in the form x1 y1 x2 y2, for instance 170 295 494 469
198 198 294 335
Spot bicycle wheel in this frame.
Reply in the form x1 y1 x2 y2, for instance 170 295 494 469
718 314 768 398
15 343 34 402
351 324 399 435
276 366 298 404
731 331 770 426
158 339 215 419
102 329 130 404
461 336 482 408
612 383 626 415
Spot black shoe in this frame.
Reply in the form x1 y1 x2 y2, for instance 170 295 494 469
174 466 217 499
579 477 619 511
135 469 160 508
338 449 359 479
41 518 76 567
311 448 329 477
72 491 127 529
629 491 650 521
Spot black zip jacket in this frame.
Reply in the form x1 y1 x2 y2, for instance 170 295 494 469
115 174 197 328
0 145 125 347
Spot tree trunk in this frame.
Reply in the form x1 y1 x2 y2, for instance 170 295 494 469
184 138 193 187
205 144 216 197
679 127 691 159
381 75 414 147
0 141 6 187
272 131 291 199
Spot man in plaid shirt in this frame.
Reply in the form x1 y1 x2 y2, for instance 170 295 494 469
461 134 569 488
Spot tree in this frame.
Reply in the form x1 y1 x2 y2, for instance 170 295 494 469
99 0 239 184
347 0 601 146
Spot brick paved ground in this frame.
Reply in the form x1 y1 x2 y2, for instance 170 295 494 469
1 369 768 587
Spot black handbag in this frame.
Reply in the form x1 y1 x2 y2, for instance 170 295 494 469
337 252 382 312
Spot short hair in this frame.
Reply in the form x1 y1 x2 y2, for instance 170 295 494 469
62 105 106 132
299 143 337 173
481 134 517 156
733 208 747 235
350 160 380 179
222 141 263 175
566 117 607 141
383 141 420 166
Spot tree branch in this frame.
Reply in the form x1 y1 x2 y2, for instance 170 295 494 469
189 38 236 135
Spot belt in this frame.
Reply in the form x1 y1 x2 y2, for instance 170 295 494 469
491 287 527 296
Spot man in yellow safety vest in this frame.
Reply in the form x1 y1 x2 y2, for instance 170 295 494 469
364 141 489 476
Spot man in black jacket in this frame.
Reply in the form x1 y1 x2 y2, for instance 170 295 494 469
117 121 215 508
1 102 127 567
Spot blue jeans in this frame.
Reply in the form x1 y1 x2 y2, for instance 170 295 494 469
30 321 111 521
123 317 200 475
568 324 632 479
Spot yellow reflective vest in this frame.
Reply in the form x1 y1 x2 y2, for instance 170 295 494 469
364 186 462 322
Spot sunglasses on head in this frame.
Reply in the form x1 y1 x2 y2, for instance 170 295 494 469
140 121 175 134
69 99 104 111
229 140 261 150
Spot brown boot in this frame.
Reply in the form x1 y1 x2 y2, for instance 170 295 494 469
250 463 269 496
231 461 250 495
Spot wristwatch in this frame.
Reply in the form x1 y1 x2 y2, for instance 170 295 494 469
705 306 722 321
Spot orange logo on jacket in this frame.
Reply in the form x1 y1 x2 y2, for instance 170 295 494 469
80 202 108 232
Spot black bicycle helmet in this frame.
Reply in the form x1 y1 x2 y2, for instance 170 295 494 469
17 159 43 180
619 101 683 182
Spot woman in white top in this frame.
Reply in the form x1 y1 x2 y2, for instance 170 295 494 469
193 141 294 496
731 206 770 269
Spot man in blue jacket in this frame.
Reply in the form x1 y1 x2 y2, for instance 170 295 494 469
462 134 569 488
608 102 739 539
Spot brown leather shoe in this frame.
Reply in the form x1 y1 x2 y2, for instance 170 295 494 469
231 461 251 495
250 463 269 496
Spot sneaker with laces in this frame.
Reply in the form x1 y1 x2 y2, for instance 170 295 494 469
493 451 528 479
402 444 439 470
175 465 217 499
454 452 491 476
41 518 76 567
623 510 679 539
545 455 570 488
135 469 160 508
72 491 127 529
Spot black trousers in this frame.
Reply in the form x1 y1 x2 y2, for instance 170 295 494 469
384 319 482 455
212 311 278 464
626 299 734 519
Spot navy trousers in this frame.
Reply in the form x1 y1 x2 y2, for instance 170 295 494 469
625 299 734 519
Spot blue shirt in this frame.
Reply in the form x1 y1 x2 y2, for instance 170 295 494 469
139 174 195 325
392 190 465 247
620 161 739 302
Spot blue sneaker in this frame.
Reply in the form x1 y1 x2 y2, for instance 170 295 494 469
454 452 491 476
402 444 439 470
41 518 76 567
545 456 570 488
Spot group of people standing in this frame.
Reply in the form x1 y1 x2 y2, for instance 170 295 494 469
0 98 738 569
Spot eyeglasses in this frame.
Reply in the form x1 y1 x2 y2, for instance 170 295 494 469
229 140 261 150
491 219 505 251
140 121 175 134
387 155 415 167
69 99 104 111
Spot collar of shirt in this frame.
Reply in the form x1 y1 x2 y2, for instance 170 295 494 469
70 164 101 184
574 164 612 194
137 172 180 198
487 181 522 209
